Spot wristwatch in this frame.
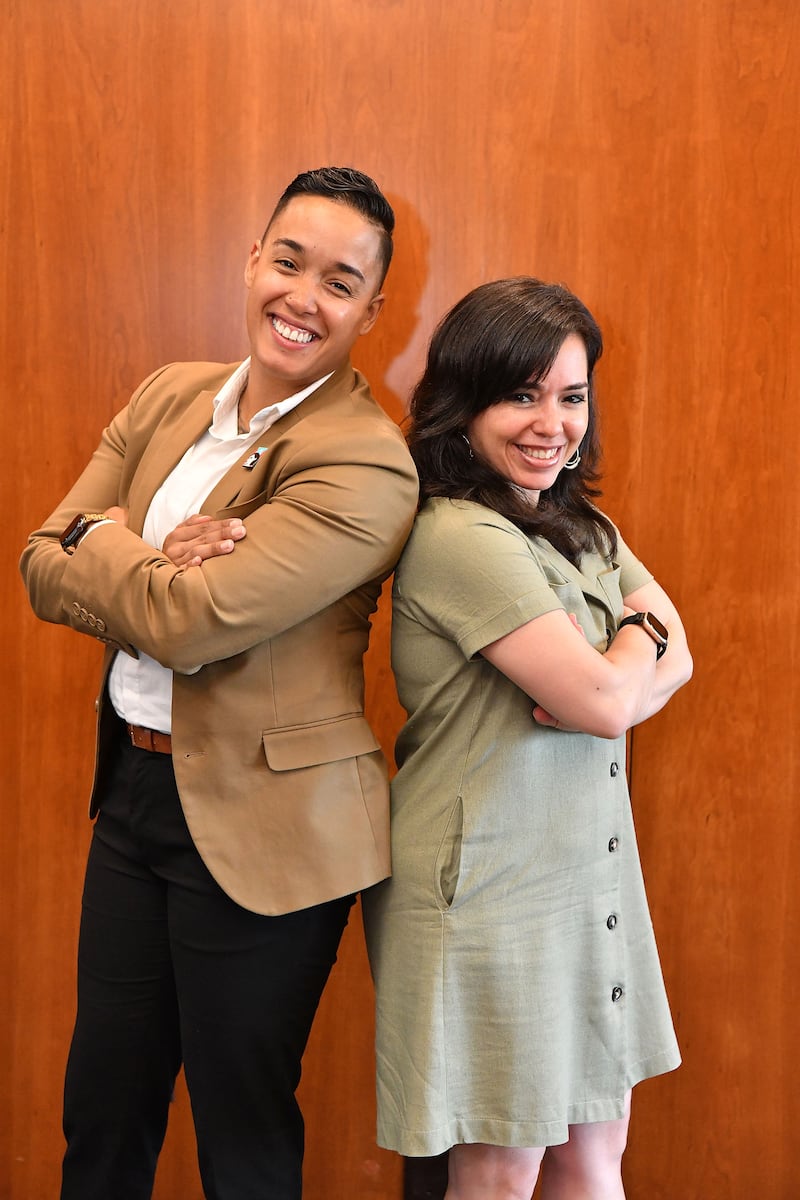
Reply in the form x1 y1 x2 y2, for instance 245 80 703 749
60 512 109 553
618 611 668 659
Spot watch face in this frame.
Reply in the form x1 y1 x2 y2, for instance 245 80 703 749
60 512 107 550
645 612 668 641
60 513 86 549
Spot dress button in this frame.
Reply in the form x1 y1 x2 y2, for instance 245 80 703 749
607 914 618 930
611 986 623 1002
608 836 619 852
610 762 619 777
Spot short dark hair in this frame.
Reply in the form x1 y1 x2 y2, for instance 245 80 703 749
408 276 617 564
263 166 395 286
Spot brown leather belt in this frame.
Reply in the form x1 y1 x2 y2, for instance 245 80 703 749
127 723 172 754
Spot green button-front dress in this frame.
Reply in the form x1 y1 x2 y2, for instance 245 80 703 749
363 498 680 1156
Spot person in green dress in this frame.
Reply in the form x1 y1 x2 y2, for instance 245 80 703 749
363 277 693 1199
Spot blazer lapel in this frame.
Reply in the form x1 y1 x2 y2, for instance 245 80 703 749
202 367 354 515
201 437 278 515
127 387 218 534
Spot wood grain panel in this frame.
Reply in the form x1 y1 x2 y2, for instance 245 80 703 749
596 4 800 1195
3 0 798 1197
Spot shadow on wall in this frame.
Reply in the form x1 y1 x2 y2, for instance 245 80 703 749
361 191 431 424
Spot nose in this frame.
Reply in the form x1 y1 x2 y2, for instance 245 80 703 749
285 276 319 314
530 397 562 437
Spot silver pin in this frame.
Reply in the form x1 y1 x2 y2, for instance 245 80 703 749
243 446 268 470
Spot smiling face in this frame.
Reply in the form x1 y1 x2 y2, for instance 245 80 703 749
243 194 386 411
466 333 590 504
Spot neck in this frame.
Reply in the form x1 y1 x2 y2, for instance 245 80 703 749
239 360 344 428
237 368 288 430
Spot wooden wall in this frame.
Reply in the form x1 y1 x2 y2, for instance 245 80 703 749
2 1 798 1197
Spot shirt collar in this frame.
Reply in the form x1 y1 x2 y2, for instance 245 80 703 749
209 358 334 440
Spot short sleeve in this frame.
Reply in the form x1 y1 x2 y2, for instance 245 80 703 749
613 529 654 597
393 500 564 660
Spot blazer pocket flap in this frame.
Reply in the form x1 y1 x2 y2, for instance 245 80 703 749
262 716 381 771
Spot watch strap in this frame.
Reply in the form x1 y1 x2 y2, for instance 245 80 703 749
618 611 668 659
60 512 109 553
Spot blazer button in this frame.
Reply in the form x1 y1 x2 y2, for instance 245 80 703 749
608 836 619 852
95 618 107 633
79 607 89 622
611 986 624 1002
610 762 619 777
72 601 81 616
607 913 618 930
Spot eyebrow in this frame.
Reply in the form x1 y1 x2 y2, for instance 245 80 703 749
271 237 367 285
526 379 589 392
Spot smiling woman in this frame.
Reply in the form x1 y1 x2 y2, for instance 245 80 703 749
363 276 692 1200
241 195 388 425
466 331 590 503
18 165 418 1200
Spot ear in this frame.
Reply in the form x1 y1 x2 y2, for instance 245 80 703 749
244 241 262 287
359 292 385 336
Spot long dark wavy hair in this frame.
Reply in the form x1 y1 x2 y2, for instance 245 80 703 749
408 276 617 564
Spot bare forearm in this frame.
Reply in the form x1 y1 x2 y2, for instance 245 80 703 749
622 581 693 726
626 630 693 725
484 615 660 740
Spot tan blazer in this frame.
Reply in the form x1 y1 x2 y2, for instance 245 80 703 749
20 360 418 915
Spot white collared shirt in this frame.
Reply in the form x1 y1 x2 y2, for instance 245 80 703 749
108 359 332 733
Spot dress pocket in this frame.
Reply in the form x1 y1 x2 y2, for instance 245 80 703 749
434 795 463 910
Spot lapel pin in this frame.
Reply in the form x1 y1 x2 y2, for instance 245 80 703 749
243 446 268 470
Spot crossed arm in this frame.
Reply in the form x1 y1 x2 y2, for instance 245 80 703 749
106 506 248 568
481 577 693 739
21 416 418 673
153 511 692 735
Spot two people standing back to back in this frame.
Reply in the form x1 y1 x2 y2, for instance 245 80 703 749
21 167 691 1199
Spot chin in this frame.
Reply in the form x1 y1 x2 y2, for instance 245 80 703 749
517 474 557 493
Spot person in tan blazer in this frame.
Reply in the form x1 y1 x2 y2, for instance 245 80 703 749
20 166 418 1200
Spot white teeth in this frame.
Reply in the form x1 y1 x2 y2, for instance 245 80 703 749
272 316 314 344
517 446 559 460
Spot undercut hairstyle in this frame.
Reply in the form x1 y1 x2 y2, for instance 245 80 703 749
263 166 395 286
407 276 618 565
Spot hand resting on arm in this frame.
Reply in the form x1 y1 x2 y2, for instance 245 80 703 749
97 508 247 569
161 514 247 568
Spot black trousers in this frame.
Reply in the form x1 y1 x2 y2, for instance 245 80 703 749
61 718 354 1200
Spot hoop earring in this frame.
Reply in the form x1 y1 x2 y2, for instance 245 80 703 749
461 433 474 459
563 448 581 471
